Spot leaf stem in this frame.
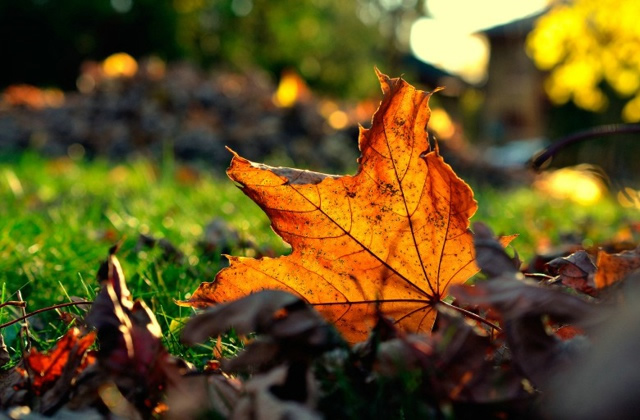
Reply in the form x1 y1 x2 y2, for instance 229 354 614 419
0 301 93 330
439 300 502 333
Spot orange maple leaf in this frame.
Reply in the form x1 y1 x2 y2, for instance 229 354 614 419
182 70 479 342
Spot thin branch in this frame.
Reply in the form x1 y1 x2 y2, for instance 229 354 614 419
0 301 27 309
439 300 502 333
530 124 640 170
524 272 555 281
0 301 93 330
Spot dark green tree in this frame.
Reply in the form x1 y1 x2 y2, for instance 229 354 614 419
0 0 181 89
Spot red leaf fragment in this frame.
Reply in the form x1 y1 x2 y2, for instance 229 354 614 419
24 328 95 396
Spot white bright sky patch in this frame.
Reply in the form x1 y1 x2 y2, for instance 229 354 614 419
410 0 549 84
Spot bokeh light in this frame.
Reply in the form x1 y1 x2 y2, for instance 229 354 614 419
2 85 65 109
273 70 310 108
102 52 139 78
534 165 606 205
429 108 455 140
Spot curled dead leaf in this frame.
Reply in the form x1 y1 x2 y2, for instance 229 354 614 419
545 250 596 294
182 290 342 372
472 222 520 278
85 246 181 417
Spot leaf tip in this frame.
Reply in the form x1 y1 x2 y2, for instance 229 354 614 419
225 146 240 158
375 67 392 94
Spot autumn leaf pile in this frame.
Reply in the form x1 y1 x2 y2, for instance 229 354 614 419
3 72 640 419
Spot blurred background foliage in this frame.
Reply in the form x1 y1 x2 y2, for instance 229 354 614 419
1 0 423 99
0 0 182 90
174 0 394 98
2 0 640 191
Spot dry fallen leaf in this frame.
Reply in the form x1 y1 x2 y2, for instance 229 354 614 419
454 278 594 388
594 246 640 289
182 290 342 373
545 250 596 294
546 277 640 419
472 222 519 278
181 70 480 342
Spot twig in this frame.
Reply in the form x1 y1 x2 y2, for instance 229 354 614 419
0 301 93 330
439 300 502 333
529 124 640 170
17 291 31 352
0 301 27 309
524 272 555 281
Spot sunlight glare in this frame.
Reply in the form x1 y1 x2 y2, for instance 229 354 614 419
427 0 549 33
410 0 548 83
410 19 489 84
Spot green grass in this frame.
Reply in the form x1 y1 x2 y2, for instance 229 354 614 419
0 152 638 361
473 184 639 259
0 152 284 360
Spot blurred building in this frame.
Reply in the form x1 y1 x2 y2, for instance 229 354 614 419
480 16 546 145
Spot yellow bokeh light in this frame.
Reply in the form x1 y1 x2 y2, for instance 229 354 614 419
273 70 309 108
573 87 607 112
608 68 639 96
534 166 605 205
318 100 339 119
328 110 349 130
622 94 640 122
429 108 455 140
102 52 138 78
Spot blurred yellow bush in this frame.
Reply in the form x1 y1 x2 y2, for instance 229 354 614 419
527 0 640 120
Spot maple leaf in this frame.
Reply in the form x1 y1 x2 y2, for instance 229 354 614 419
181 70 480 342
